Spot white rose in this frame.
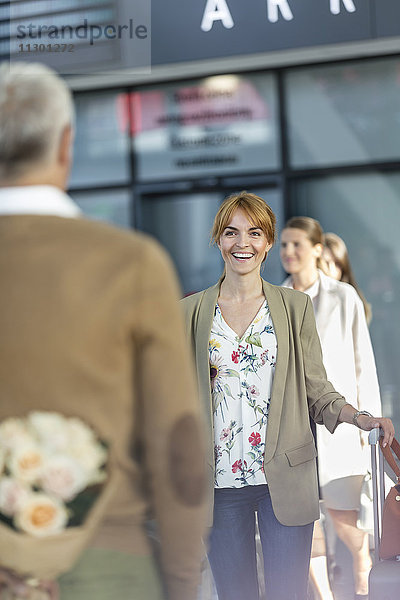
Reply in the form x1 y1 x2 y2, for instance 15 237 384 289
14 493 68 537
68 441 108 483
0 477 30 516
0 418 34 452
40 455 87 501
28 412 70 453
67 418 96 446
7 445 44 484
0 447 4 475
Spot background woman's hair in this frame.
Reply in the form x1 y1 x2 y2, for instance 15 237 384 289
284 216 324 269
211 191 276 246
323 232 372 324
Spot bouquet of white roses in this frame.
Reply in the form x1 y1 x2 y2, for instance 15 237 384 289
0 411 117 598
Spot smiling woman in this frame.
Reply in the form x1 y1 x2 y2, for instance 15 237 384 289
180 191 394 600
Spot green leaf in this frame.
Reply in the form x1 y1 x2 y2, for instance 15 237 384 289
226 369 240 378
223 383 235 398
66 486 101 527
213 390 225 412
245 333 262 347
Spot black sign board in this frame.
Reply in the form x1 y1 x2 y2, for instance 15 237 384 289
151 0 400 66
375 0 400 38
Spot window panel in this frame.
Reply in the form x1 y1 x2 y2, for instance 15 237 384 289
70 188 132 228
69 91 130 187
285 58 400 168
139 192 223 295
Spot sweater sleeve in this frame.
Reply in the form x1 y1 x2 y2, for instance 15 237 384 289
133 240 208 600
300 295 347 432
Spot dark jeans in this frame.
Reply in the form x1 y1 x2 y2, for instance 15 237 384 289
208 485 313 600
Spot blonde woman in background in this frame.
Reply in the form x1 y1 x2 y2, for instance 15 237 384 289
322 232 372 325
280 217 381 600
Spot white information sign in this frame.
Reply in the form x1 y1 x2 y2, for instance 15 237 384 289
132 73 280 181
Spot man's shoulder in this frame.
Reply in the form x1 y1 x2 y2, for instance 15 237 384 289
67 217 148 246
22 216 176 288
58 217 169 264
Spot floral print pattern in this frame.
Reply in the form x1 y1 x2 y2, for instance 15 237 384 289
210 301 277 488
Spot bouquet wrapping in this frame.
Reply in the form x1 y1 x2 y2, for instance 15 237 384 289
0 411 117 580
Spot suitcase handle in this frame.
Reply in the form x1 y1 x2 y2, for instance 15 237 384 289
369 428 386 563
368 427 381 445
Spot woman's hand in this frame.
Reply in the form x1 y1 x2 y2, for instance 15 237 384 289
338 404 395 448
356 415 395 448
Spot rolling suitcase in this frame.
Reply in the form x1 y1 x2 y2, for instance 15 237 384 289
368 427 400 600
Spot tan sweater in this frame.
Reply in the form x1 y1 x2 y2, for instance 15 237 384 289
0 214 208 600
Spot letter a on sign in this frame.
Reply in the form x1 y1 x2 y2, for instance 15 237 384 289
267 0 294 23
330 0 356 15
201 0 234 32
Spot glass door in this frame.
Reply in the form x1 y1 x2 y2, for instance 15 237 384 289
138 191 224 295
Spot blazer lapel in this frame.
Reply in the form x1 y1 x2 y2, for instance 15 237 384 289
195 283 219 432
262 280 289 463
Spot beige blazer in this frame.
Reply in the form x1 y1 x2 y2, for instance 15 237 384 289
284 270 381 486
181 279 347 526
0 214 208 600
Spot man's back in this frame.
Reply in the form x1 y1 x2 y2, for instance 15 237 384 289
0 213 208 600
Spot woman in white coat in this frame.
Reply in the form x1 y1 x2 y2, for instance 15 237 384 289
280 216 381 600
322 231 372 325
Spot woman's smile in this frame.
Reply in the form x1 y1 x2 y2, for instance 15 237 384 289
231 252 255 261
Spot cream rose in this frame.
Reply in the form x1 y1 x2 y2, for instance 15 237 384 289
28 411 70 453
7 445 44 484
40 455 87 501
0 477 30 517
68 440 107 482
67 419 107 481
67 418 96 446
0 418 33 452
14 493 68 537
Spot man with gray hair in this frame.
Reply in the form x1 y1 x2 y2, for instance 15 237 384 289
0 62 208 600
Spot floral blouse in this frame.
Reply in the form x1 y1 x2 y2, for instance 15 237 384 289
209 301 277 488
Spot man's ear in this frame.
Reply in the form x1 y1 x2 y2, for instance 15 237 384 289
58 125 73 168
